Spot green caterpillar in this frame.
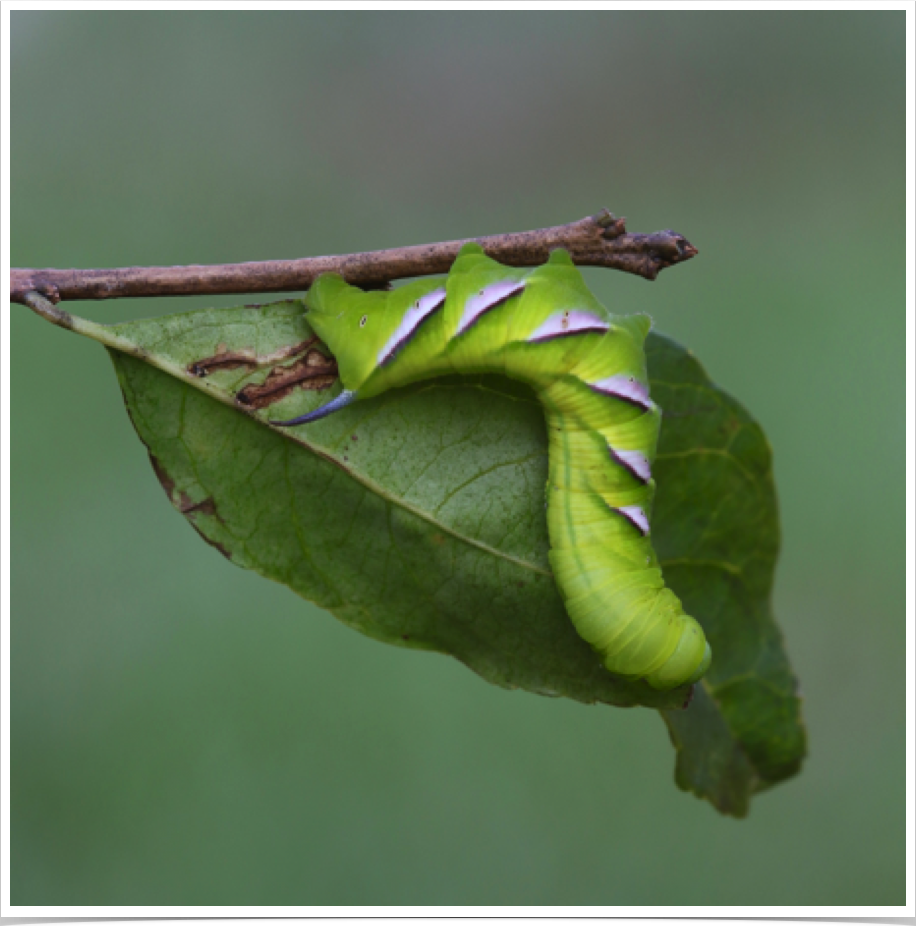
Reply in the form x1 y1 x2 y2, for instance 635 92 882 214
273 243 711 690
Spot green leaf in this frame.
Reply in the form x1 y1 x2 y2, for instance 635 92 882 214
646 338 806 815
63 298 804 815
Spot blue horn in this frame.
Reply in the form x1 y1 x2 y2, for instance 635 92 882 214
270 390 357 427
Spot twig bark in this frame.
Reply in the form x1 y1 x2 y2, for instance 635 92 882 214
10 210 697 306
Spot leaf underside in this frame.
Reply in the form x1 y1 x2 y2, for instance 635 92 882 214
100 298 804 816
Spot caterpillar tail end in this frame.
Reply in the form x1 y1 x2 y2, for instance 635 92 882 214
269 390 357 427
644 622 712 691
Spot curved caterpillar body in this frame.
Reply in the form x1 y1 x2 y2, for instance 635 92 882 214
274 244 711 690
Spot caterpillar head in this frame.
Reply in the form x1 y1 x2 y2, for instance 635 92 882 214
305 274 387 394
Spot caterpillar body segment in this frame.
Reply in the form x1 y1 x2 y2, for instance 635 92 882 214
282 243 711 690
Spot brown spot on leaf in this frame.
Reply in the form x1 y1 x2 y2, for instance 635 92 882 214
235 349 338 409
680 683 696 710
148 452 177 499
188 337 320 378
188 521 233 561
148 453 222 520
148 454 227 547
179 494 221 519
431 533 446 546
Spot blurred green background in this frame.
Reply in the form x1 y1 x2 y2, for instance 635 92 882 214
11 11 905 906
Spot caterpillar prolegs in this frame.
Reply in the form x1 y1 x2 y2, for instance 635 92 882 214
273 243 712 690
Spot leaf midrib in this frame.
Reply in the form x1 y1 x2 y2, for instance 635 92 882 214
87 319 554 580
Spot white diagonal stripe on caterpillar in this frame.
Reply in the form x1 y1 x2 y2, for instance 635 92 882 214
455 280 525 335
608 446 652 483
377 287 447 366
589 374 655 410
527 310 610 342
613 504 651 535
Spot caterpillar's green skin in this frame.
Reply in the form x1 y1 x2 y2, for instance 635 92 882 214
278 243 711 690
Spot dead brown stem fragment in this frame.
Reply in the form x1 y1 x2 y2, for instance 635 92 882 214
235 349 338 409
10 211 697 305
187 337 318 377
